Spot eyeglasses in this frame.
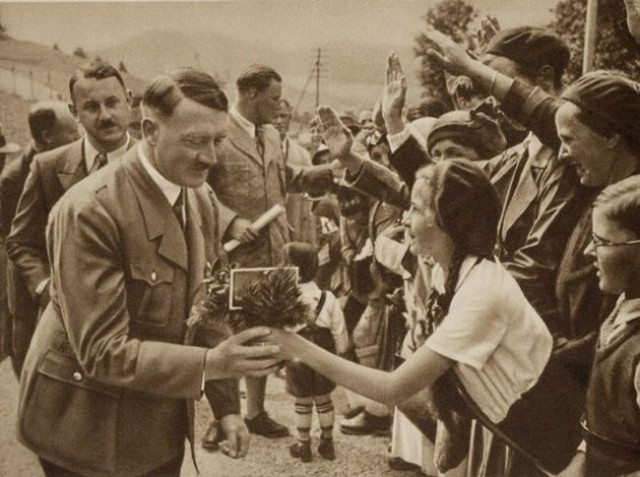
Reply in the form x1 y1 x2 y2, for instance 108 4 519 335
591 232 640 248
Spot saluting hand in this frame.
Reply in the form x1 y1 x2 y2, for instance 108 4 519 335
381 52 407 135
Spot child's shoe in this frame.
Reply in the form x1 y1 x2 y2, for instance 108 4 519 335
317 437 335 460
289 440 312 462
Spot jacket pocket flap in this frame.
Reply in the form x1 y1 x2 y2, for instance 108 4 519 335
38 349 120 398
130 261 174 286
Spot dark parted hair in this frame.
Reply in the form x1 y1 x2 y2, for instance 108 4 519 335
415 159 500 312
28 101 60 145
484 27 570 89
594 175 640 237
236 64 281 94
69 61 126 103
283 242 319 283
277 98 292 111
143 68 228 117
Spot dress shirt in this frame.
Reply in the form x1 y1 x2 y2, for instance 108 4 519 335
229 105 256 139
83 134 131 172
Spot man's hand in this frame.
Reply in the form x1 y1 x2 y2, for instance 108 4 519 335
381 52 407 136
317 106 353 160
424 26 476 77
204 327 281 380
227 217 258 244
475 15 500 50
218 414 251 459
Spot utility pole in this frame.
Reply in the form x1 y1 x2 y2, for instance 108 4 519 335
583 0 598 73
315 48 321 109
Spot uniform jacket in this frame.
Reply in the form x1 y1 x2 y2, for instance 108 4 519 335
17 148 238 476
208 114 333 267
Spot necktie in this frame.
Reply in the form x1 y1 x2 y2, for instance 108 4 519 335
255 126 265 159
89 152 108 175
173 188 185 230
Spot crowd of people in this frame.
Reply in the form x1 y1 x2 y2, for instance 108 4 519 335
0 7 640 477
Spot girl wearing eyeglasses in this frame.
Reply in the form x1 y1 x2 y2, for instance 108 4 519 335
559 175 640 477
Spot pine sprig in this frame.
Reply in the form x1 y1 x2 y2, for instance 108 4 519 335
240 268 311 329
188 266 310 335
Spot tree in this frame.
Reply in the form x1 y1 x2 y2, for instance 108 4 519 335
0 11 8 41
414 0 478 104
73 47 88 59
549 0 640 81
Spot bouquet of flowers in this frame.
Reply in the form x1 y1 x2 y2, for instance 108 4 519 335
188 264 311 340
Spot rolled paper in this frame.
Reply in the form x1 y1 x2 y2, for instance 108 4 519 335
223 204 286 253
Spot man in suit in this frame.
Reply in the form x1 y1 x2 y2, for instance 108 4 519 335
7 61 134 374
273 98 317 245
0 125 21 363
0 100 79 374
18 68 281 476
207 64 334 443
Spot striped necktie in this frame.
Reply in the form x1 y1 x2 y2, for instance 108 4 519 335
89 152 108 175
256 126 265 158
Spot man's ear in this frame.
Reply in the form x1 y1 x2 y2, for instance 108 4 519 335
607 132 622 150
68 101 77 119
141 118 159 146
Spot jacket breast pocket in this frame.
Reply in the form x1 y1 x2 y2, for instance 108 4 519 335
129 261 175 327
220 163 251 200
20 349 119 474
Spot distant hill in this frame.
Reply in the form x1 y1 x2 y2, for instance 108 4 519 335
0 37 147 100
96 29 424 113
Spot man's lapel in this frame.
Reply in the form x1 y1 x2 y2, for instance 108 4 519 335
499 144 536 239
55 139 86 191
227 114 263 166
125 150 188 271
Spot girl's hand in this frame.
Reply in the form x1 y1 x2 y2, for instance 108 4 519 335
267 327 300 361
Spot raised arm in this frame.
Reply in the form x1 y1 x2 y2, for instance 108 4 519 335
425 27 561 149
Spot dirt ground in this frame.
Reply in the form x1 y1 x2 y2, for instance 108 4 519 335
0 358 417 476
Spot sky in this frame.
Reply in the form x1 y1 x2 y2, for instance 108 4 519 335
2 0 559 53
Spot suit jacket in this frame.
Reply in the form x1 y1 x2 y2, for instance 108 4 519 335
283 137 317 245
483 139 586 334
208 115 333 267
6 138 136 374
0 144 38 373
17 147 238 476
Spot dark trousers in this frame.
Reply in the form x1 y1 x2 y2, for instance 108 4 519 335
40 448 184 477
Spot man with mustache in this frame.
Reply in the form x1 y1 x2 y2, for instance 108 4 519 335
7 61 135 334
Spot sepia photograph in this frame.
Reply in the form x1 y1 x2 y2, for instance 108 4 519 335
1 0 639 475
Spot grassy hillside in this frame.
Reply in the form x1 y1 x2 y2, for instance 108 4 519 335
0 38 146 101
0 90 31 146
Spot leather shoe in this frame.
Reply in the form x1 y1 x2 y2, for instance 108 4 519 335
342 404 365 420
317 437 335 460
340 410 391 436
388 456 421 471
245 411 290 438
201 420 223 451
289 441 312 462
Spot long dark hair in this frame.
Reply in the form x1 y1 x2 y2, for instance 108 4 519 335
416 159 501 316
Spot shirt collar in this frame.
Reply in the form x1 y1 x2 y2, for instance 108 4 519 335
614 294 640 327
137 143 182 206
84 134 130 172
432 255 486 294
230 105 256 139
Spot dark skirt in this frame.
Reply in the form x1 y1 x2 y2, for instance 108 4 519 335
285 325 336 398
